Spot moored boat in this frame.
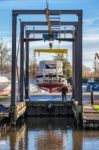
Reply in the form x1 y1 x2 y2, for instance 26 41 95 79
0 76 11 96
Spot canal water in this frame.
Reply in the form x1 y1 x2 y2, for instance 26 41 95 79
0 117 99 150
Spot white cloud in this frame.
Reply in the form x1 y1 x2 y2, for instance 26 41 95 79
83 34 99 41
84 17 99 26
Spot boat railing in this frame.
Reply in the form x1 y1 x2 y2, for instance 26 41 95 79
43 69 63 75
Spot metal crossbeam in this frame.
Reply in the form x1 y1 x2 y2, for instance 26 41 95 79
26 30 73 34
24 38 43 42
13 10 82 15
56 38 74 42
21 21 78 26
24 38 74 42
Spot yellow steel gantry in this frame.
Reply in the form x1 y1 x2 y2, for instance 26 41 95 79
33 49 68 55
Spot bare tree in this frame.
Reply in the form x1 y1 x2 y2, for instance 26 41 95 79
53 54 72 79
29 59 39 79
0 39 11 75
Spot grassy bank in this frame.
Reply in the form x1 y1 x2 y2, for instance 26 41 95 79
0 96 10 100
93 105 99 112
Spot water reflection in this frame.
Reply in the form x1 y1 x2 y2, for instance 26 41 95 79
10 124 28 150
26 117 74 150
73 130 99 150
0 123 27 150
0 118 99 150
36 130 65 150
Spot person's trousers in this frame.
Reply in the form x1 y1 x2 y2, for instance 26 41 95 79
62 93 66 101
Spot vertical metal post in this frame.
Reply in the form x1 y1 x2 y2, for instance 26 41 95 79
25 31 29 99
11 11 17 127
72 28 78 101
73 13 82 106
74 26 79 101
11 12 17 106
77 12 83 105
72 45 74 99
20 23 24 101
72 31 75 100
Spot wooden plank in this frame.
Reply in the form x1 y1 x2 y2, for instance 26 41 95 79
0 112 9 117
83 112 99 121
16 102 26 119
83 105 96 113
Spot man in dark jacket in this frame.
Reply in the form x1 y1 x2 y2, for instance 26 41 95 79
62 86 68 101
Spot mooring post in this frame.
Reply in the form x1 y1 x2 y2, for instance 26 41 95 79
91 91 94 105
10 106 17 127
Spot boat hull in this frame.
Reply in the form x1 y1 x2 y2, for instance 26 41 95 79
0 90 10 96
37 83 64 93
0 84 11 96
0 76 11 96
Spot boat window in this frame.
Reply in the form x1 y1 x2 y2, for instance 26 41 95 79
46 64 56 69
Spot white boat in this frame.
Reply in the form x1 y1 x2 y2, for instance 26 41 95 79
0 76 11 96
36 61 67 92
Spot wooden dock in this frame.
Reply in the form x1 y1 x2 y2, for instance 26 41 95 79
26 101 73 116
0 101 26 126
10 102 26 126
0 100 73 125
83 105 99 128
73 101 99 128
1 97 99 128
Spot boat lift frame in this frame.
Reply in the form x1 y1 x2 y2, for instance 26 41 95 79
11 9 82 107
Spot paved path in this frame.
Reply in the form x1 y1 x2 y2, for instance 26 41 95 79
0 93 99 108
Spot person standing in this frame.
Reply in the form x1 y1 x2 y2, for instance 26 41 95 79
62 86 68 101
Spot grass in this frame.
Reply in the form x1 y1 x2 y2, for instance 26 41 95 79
0 95 10 100
93 105 99 112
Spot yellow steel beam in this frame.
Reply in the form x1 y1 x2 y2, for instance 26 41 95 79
33 49 68 54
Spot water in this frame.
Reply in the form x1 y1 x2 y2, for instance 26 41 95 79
0 117 99 150
0 94 99 150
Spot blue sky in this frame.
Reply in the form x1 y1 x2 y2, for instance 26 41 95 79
0 0 99 69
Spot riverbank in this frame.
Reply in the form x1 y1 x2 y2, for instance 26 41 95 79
0 96 10 100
